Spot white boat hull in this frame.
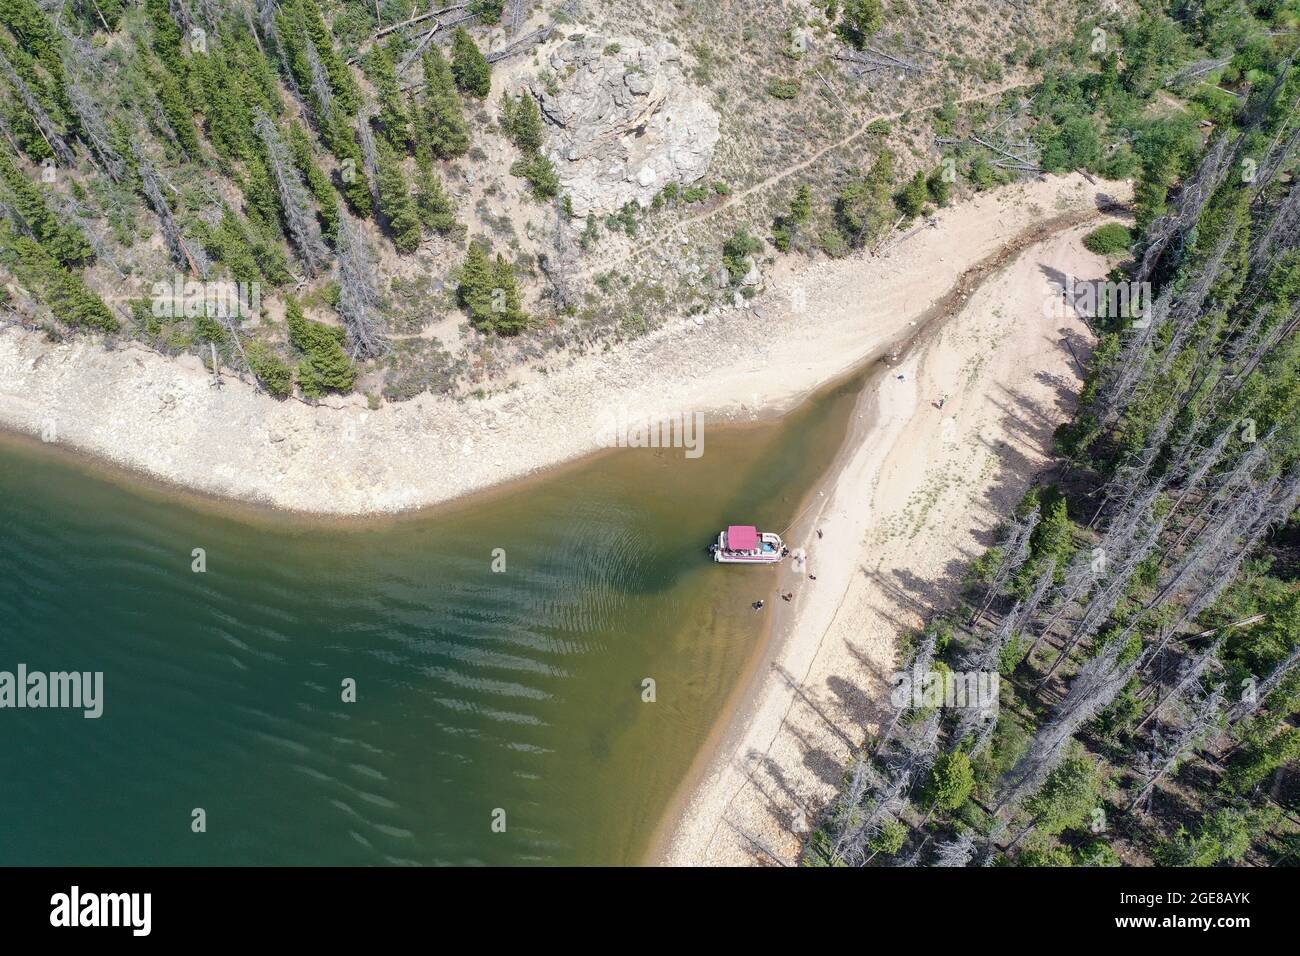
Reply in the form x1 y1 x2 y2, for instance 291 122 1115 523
710 529 786 564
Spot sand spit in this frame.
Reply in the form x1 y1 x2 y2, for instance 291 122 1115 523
658 211 1121 866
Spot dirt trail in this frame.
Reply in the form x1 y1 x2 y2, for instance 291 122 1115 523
584 79 1032 280
658 205 1127 866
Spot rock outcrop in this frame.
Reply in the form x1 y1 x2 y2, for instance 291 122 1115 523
530 34 720 217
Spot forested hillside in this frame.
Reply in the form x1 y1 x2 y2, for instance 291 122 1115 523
0 0 1104 405
810 1 1300 867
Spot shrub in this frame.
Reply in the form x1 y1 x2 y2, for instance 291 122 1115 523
768 79 801 99
511 153 559 200
838 0 883 49
1083 223 1134 255
722 227 762 284
245 341 294 398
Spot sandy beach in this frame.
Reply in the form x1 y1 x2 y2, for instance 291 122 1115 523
657 206 1121 865
0 174 1119 517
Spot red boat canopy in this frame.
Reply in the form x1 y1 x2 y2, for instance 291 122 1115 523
726 525 759 550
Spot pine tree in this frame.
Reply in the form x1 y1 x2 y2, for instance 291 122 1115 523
280 0 361 115
790 184 812 225
926 166 952 207
451 28 491 99
490 253 528 334
325 115 373 217
0 150 94 266
456 241 529 333
0 222 116 332
1029 495 1075 576
928 750 975 811
143 0 185 71
375 143 422 254
457 240 496 325
468 0 505 22
722 227 762 284
836 150 895 246
895 169 929 220
414 149 458 235
286 122 341 243
191 207 261 287
501 92 544 153
151 66 203 160
839 0 884 49
773 185 812 252
418 48 470 159
511 153 559 200
364 43 413 153
244 340 294 398
285 295 356 396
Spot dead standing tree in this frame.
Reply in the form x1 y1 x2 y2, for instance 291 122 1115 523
133 144 210 278
356 110 383 212
1137 637 1224 733
1134 133 1235 288
335 214 389 359
305 37 338 128
506 0 528 36
932 832 977 867
0 46 75 167
396 9 483 76
254 111 328 276
1127 683 1225 812
56 27 128 182
536 200 580 308
968 506 1040 626
832 711 941 866
1037 485 1170 687
1229 644 1300 726
996 632 1149 817
819 633 940 864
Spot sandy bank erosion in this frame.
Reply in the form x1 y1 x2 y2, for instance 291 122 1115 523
0 175 1119 516
659 210 1121 866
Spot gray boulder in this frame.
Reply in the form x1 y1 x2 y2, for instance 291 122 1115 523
530 35 721 218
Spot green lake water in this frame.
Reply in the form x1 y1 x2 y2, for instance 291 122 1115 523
0 372 866 865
